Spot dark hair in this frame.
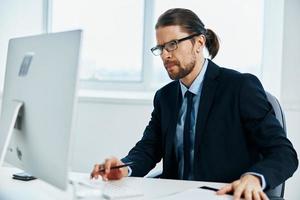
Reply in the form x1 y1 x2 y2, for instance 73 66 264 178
155 8 219 59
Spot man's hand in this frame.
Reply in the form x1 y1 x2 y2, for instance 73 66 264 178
217 174 269 200
90 157 128 181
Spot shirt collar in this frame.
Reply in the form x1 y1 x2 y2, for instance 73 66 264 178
180 58 208 97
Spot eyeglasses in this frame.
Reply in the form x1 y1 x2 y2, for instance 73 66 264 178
151 33 201 56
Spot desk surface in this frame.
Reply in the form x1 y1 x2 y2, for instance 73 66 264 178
0 167 233 200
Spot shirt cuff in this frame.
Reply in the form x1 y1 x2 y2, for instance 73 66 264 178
127 166 132 176
242 172 266 190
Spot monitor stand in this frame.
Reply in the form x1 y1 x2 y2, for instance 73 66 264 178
0 100 24 166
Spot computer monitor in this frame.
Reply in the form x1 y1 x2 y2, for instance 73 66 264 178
0 30 82 190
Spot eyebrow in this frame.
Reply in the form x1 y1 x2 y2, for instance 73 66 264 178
156 33 201 47
156 38 178 47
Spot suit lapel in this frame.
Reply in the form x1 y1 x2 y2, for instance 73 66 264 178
165 81 182 145
164 81 182 177
194 60 220 178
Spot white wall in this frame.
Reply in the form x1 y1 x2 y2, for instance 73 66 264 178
71 95 153 172
261 0 285 99
0 0 299 199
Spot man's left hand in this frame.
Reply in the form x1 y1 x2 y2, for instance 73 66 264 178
217 174 269 200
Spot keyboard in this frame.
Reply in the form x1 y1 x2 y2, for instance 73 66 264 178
102 181 144 199
70 176 143 200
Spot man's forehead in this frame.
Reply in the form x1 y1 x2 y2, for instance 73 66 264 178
155 25 189 45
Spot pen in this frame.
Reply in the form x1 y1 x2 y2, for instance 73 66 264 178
99 161 134 172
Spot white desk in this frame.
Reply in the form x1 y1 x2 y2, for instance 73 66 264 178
0 167 233 200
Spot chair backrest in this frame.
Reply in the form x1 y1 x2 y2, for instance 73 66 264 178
264 91 286 199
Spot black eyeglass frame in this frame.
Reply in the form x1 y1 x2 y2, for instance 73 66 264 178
150 33 201 56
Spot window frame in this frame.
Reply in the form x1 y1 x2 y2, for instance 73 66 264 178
45 0 265 93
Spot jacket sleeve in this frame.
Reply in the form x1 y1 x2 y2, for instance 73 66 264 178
239 74 298 189
121 91 163 177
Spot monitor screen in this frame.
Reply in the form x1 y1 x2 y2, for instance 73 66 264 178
0 30 82 190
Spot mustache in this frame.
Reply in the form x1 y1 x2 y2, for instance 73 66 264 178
164 60 179 67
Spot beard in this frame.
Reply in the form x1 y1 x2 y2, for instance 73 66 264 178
165 54 196 80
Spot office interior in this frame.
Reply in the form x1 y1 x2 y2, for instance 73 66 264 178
0 0 299 199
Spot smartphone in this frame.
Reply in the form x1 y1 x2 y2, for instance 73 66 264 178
199 186 233 195
199 186 219 192
12 172 36 181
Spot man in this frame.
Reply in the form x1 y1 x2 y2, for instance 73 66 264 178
91 8 298 200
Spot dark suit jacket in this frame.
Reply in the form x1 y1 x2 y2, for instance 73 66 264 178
122 60 298 189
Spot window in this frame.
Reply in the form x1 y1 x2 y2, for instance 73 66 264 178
51 0 144 82
49 0 264 90
153 0 264 82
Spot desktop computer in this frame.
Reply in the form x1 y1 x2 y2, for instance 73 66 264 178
0 30 82 190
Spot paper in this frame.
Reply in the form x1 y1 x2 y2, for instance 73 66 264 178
157 188 233 200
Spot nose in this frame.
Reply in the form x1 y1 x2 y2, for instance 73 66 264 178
160 48 172 60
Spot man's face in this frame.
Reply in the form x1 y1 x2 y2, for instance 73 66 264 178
155 25 198 80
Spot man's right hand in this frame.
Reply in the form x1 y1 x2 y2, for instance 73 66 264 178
90 157 128 181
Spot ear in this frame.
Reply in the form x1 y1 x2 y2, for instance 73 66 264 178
195 35 206 53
